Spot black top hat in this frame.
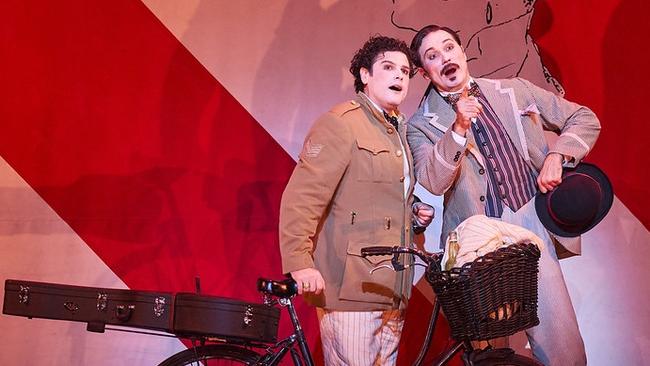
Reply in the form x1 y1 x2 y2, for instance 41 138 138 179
535 162 613 237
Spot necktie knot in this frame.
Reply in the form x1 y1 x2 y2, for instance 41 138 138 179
441 82 481 106
383 111 399 131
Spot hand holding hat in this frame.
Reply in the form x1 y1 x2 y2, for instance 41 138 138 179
535 162 613 237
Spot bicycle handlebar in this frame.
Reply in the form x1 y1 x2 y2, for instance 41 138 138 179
257 278 298 299
360 246 396 256
360 245 442 266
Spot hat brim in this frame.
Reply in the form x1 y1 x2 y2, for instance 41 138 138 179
535 162 614 237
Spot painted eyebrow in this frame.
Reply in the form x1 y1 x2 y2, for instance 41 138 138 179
423 38 454 54
380 60 411 71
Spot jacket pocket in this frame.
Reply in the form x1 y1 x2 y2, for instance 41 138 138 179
355 138 394 183
338 240 397 305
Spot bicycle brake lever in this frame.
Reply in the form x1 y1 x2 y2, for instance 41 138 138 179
391 252 406 271
370 252 410 274
369 264 395 274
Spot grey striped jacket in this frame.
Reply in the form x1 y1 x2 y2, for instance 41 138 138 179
407 77 601 255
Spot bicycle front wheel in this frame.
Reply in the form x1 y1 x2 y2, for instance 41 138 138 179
158 344 261 366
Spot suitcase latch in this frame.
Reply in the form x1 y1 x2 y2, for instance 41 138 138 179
18 285 30 304
153 297 166 317
64 301 79 312
97 293 108 312
115 304 135 322
243 305 254 327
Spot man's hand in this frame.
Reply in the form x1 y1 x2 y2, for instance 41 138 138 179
413 201 434 228
537 153 564 193
290 268 325 295
452 86 483 136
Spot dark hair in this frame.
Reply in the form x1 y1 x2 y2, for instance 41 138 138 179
409 25 461 68
349 35 415 93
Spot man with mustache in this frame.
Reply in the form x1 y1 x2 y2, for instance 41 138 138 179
407 25 600 365
279 36 434 366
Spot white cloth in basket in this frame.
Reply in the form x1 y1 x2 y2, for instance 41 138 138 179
441 215 544 270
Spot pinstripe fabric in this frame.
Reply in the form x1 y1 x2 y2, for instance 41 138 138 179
318 309 404 366
471 88 537 217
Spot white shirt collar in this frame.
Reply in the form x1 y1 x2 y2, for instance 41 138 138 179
438 77 475 97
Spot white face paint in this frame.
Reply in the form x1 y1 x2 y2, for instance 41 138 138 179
361 51 412 113
417 30 470 93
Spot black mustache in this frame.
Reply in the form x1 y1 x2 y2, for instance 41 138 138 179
441 63 459 76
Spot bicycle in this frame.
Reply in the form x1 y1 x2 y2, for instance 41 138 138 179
158 277 314 366
361 243 543 366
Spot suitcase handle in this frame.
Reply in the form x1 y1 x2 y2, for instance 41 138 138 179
115 304 135 322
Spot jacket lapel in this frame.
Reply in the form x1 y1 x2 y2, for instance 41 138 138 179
423 89 485 168
476 79 531 161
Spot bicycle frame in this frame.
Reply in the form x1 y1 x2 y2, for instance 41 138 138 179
256 296 314 366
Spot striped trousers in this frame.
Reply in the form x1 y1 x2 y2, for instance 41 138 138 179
317 308 404 366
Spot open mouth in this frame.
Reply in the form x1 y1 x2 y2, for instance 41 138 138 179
441 63 459 77
389 84 403 92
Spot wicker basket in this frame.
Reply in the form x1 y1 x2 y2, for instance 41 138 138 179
425 242 541 341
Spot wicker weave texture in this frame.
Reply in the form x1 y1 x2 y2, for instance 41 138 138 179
425 242 541 341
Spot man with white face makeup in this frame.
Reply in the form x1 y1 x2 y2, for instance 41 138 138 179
279 36 433 366
407 25 600 365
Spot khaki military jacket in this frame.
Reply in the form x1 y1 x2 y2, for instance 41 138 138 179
279 93 416 311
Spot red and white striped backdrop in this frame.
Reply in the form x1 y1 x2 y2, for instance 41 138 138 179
1 1 648 365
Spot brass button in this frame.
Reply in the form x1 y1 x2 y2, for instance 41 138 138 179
396 150 403 157
350 100 357 105
399 176 405 182
387 127 395 134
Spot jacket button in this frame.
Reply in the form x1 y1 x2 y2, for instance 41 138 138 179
396 150 403 157
399 176 405 182
479 168 485 175
387 127 395 134
479 195 486 202
453 157 459 162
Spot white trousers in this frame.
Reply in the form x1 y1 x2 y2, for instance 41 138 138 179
317 308 404 366
502 200 586 366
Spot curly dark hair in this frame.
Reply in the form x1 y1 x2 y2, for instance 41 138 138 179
349 35 415 93
410 25 462 69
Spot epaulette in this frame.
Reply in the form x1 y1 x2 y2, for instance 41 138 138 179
329 100 362 117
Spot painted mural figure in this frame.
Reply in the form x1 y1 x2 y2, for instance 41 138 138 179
393 0 563 95
407 25 601 365
279 36 433 366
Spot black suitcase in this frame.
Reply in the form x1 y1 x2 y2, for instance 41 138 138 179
3 279 173 333
173 293 280 343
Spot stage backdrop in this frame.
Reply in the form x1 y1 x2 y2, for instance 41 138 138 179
1 1 648 365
